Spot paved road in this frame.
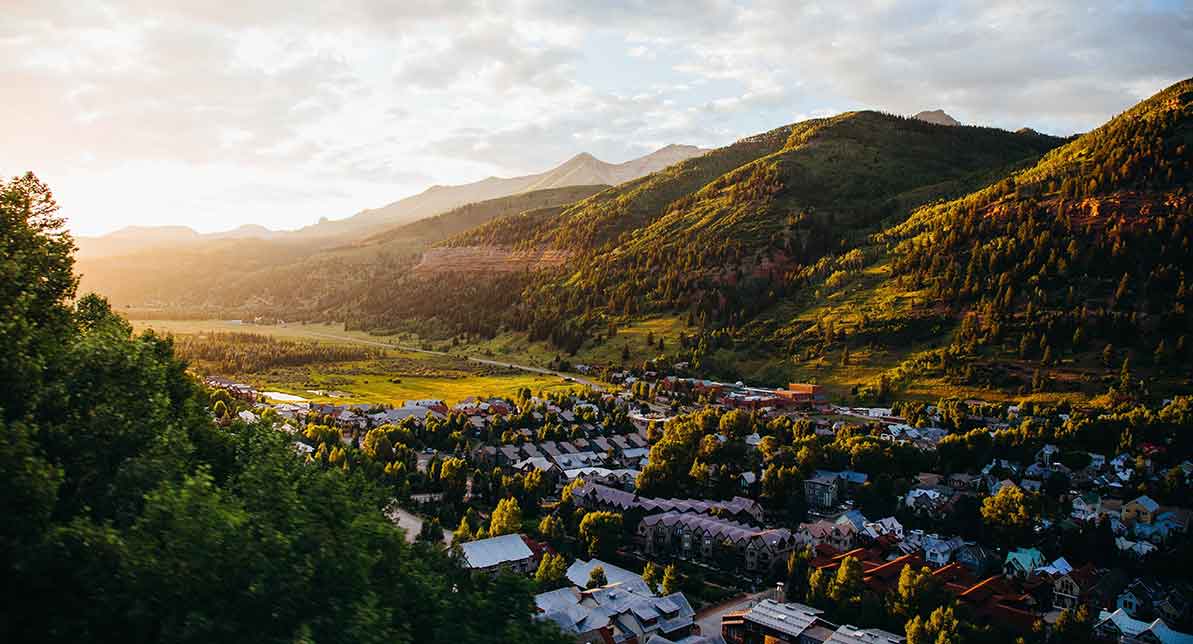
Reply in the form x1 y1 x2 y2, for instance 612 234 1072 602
296 329 604 390
694 589 773 641
385 504 453 546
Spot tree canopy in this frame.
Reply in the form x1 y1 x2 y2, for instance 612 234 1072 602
0 173 564 644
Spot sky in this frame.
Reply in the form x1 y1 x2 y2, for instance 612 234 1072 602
2 1 1190 236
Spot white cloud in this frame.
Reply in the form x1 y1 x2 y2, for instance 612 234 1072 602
0 0 1187 235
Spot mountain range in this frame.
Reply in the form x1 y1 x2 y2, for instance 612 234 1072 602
76 144 706 259
74 81 1193 401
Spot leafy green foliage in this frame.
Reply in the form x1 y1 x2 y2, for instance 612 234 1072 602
0 174 564 644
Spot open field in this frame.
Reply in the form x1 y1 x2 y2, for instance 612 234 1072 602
132 319 408 344
259 368 580 406
131 318 586 405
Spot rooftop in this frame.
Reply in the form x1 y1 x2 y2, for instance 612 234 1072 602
460 533 533 569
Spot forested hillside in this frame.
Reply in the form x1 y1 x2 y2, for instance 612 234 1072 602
725 77 1193 401
512 111 1063 332
0 174 563 643
356 110 1063 352
346 79 1193 405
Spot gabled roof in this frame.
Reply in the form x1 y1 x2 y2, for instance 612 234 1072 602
460 533 534 569
573 482 761 519
1097 609 1193 644
565 559 650 595
741 600 825 638
642 512 792 546
825 626 907 644
1130 495 1160 512
1004 547 1044 571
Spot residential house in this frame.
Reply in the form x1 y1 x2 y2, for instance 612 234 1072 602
1116 536 1159 558
564 559 651 594
740 471 759 496
1052 563 1101 610
1093 609 1193 644
618 446 650 468
862 517 904 542
638 512 794 573
590 437 612 454
721 600 837 644
459 533 540 575
721 600 905 644
535 584 696 644
948 473 978 492
562 467 640 492
903 488 950 518
572 483 764 523
1004 548 1045 579
954 544 1002 577
1119 579 1192 625
796 520 858 552
472 445 499 467
1124 496 1160 525
498 445 522 466
825 626 906 644
805 474 842 512
512 457 563 487
1072 492 1102 522
920 535 966 568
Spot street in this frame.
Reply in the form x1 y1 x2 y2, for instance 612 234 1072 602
693 588 776 642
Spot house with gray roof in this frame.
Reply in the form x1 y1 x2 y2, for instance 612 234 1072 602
572 482 764 523
565 559 651 595
535 584 696 644
638 512 794 573
459 533 539 575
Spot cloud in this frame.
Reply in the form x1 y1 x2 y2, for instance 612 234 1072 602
0 0 1187 235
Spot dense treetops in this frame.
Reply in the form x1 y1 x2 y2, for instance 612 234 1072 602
0 173 564 643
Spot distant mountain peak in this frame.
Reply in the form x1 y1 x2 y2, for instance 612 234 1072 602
913 109 961 126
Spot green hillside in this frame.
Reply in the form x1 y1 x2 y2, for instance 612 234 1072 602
372 80 1193 406
491 111 1063 350
446 124 791 250
693 77 1193 402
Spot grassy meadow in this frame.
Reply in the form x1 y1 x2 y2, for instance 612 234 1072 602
131 319 584 405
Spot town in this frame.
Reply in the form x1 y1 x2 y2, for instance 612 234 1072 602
206 370 1193 644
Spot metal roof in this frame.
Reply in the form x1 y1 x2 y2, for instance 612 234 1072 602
743 600 824 638
460 533 533 569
